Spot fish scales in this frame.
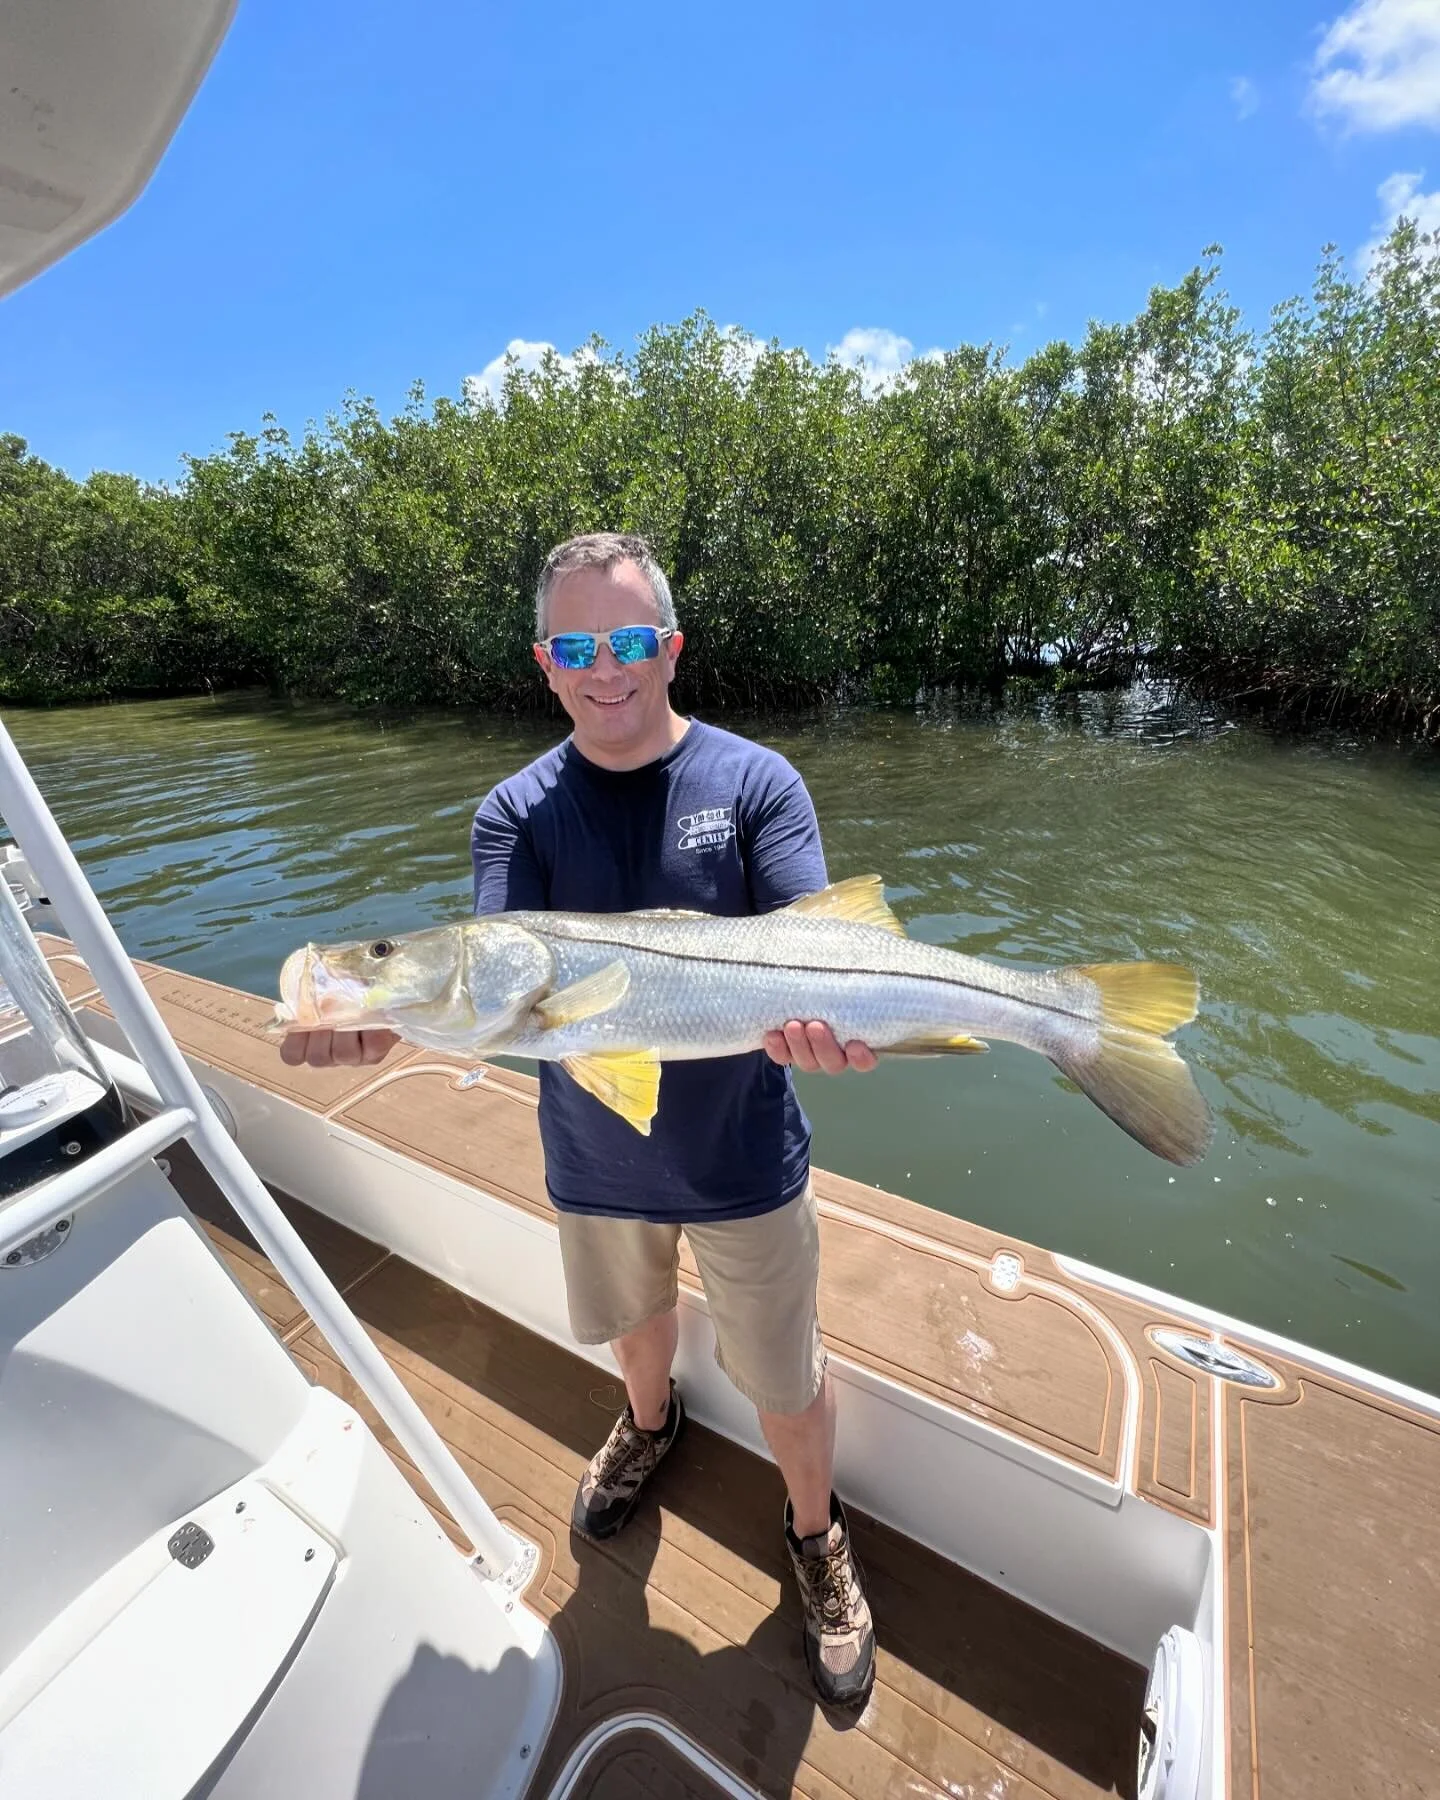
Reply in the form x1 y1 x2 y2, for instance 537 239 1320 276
274 875 1213 1164
500 910 1084 1062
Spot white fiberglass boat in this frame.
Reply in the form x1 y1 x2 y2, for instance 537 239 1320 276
0 8 1436 1798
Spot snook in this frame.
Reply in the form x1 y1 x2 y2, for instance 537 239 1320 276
276 876 1213 1166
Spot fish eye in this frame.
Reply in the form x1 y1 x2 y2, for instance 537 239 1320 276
369 939 394 959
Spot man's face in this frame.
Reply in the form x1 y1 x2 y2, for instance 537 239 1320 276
535 560 683 764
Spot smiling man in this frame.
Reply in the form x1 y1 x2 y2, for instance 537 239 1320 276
472 531 879 1709
280 531 879 1705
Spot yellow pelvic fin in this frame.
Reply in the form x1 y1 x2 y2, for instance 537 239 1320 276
534 959 630 1030
878 1032 989 1057
561 1049 661 1136
1070 962 1199 1037
785 875 906 936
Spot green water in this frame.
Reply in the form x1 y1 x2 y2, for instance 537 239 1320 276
6 688 1438 1390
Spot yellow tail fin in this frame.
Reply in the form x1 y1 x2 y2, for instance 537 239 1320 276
1071 962 1199 1036
1053 1026 1212 1166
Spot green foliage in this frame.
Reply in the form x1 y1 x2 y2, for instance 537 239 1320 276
3 226 1439 736
1181 227 1440 731
0 435 238 700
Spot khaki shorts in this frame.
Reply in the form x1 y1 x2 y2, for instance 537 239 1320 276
555 1184 826 1417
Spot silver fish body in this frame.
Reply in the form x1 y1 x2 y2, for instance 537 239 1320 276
495 907 1084 1064
276 877 1213 1165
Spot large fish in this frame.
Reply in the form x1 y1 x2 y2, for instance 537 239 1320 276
274 876 1213 1164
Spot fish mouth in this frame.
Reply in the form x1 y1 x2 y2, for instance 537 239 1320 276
275 945 374 1029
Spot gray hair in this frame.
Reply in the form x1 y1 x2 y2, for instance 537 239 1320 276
534 532 677 638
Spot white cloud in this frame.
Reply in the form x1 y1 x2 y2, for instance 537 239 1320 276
1312 0 1440 131
463 337 597 407
1360 168 1440 266
826 326 942 395
1230 75 1260 119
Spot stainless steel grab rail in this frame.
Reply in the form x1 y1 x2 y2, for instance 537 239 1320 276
0 715 522 1581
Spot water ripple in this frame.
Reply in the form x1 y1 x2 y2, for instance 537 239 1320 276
5 687 1439 1389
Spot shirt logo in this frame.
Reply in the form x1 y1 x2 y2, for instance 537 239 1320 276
676 805 735 853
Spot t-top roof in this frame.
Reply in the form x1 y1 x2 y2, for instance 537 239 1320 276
0 0 235 299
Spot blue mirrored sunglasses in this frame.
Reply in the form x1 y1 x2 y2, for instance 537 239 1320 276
539 625 675 671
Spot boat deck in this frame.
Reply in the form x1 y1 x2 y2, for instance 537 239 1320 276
38 936 1440 1798
168 1137 1147 1800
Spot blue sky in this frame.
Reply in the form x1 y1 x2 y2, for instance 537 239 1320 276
4 0 1439 484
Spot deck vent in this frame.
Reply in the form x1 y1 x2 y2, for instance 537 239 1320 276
989 1252 1023 1292
1151 1328 1280 1389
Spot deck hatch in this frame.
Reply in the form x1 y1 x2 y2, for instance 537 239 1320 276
0 1476 335 1799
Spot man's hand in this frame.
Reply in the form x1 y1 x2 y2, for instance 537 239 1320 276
278 1028 399 1069
763 1021 878 1076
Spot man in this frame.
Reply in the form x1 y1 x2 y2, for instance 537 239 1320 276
284 531 877 1709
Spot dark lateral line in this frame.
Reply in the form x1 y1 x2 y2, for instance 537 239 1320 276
531 924 1099 1024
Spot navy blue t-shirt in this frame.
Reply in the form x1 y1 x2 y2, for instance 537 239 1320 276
469 720 827 1223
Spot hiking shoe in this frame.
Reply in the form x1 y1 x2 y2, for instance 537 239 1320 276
572 1380 685 1541
785 1492 876 1709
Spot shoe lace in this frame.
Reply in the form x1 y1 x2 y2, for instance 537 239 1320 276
595 1413 651 1486
807 1543 856 1629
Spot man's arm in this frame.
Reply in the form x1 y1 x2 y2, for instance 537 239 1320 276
746 773 877 1078
471 787 546 914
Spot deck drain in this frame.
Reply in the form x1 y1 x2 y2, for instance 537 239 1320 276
1150 1328 1280 1389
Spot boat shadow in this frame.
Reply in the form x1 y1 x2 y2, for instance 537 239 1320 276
169 1142 1143 1800
537 1504 831 1798
353 1269 1144 1799
354 1639 544 1800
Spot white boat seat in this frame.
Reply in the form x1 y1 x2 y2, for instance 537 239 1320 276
0 1476 334 1799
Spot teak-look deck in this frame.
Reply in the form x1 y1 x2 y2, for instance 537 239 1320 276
39 938 1440 1799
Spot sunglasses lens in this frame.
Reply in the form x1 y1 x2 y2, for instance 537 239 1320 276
548 634 596 669
610 627 660 664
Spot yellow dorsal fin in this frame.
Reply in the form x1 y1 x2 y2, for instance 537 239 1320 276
786 875 906 936
1071 962 1200 1037
561 1050 661 1135
534 960 630 1030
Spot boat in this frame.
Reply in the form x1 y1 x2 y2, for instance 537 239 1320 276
1 7 1437 1796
